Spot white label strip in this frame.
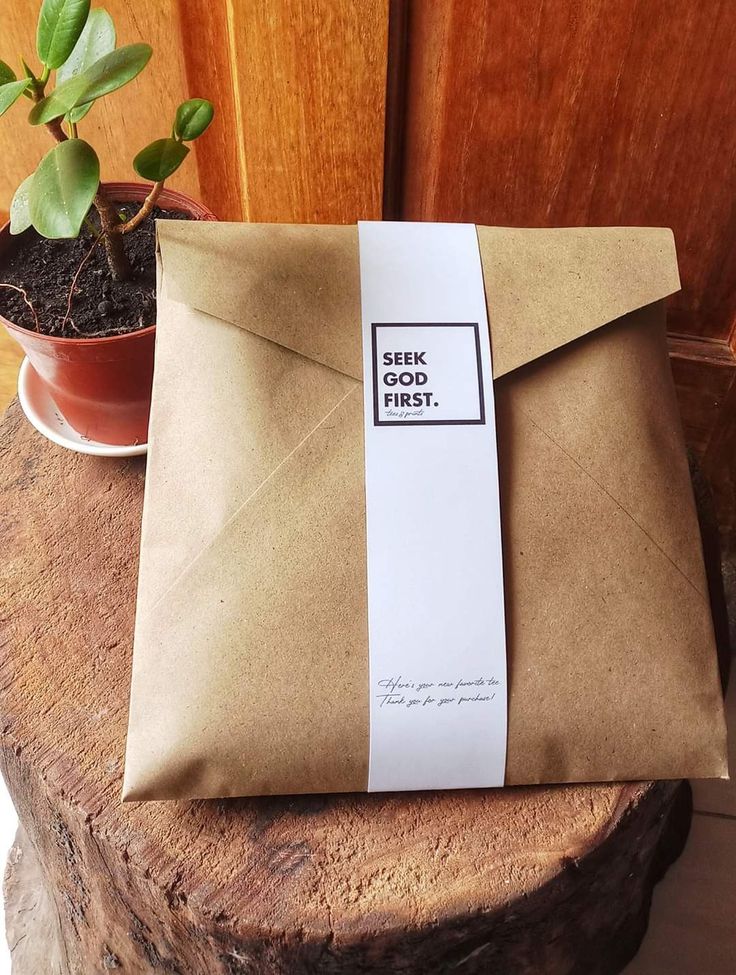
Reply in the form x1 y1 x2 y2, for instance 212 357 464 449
358 221 507 792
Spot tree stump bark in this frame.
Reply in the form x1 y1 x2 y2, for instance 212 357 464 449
0 401 705 974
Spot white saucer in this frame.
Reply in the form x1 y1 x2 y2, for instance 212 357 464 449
17 357 148 457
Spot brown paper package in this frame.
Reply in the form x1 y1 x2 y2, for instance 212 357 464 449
122 222 728 801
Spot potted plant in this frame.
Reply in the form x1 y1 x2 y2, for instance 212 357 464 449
0 0 216 446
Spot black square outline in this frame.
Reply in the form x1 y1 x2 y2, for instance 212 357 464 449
371 322 486 427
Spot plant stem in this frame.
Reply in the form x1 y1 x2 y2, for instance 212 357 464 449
94 190 134 281
119 182 164 234
45 118 67 143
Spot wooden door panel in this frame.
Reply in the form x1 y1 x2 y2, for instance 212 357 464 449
226 0 387 223
176 0 245 223
401 0 736 345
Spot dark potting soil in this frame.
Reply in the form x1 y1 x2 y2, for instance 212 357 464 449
0 203 191 338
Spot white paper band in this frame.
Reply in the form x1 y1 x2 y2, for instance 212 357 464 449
358 221 507 792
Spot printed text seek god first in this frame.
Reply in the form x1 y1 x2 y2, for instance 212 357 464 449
382 351 438 409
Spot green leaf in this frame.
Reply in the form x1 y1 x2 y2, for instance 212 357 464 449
0 79 31 118
133 137 189 182
57 7 116 82
37 0 91 70
174 98 214 141
72 42 151 104
29 74 88 124
29 139 99 238
57 7 116 122
29 42 151 124
10 175 35 235
0 61 17 87
65 97 93 125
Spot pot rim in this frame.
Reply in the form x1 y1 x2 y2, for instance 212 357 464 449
0 180 214 347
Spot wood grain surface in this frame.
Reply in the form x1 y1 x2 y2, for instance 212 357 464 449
399 0 736 542
0 400 690 974
625 719 736 975
401 0 736 343
176 0 245 223
226 0 387 222
0 332 21 413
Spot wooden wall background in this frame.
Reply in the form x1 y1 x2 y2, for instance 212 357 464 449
0 0 388 224
396 0 736 540
1 0 736 536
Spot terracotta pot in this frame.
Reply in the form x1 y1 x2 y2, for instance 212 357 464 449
0 182 217 446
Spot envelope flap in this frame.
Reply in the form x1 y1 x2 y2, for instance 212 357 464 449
478 226 681 378
157 221 363 380
157 222 680 382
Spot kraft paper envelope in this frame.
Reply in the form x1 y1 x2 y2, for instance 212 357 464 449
123 222 728 801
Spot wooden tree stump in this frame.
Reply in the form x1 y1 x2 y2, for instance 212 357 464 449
0 401 704 974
